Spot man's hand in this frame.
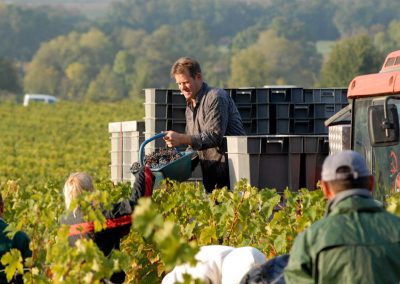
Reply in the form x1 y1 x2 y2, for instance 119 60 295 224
163 131 191 147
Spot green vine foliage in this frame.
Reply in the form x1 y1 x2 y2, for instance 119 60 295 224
1 102 400 283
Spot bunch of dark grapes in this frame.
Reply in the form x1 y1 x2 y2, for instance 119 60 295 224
144 147 183 169
130 148 183 174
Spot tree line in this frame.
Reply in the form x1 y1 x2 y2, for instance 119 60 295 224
0 0 400 102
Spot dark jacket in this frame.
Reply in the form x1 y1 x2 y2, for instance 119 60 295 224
284 189 400 284
186 83 245 192
0 219 32 284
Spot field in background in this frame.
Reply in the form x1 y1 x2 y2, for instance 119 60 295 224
0 100 144 187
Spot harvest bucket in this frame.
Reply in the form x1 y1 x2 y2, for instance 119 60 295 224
138 132 194 182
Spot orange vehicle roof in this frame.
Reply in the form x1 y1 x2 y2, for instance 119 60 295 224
347 50 400 99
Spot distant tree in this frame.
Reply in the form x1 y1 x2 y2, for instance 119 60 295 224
85 65 126 101
231 24 265 54
373 20 400 55
124 22 217 98
0 58 21 99
24 28 116 100
229 29 321 88
105 0 265 42
319 34 383 87
0 3 86 61
266 0 339 41
332 0 400 37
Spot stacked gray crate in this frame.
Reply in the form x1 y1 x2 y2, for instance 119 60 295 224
141 87 348 188
144 89 186 152
227 135 329 192
109 120 145 184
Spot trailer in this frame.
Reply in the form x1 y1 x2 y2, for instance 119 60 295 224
332 49 400 201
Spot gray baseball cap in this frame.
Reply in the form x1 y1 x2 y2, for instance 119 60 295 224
321 150 370 181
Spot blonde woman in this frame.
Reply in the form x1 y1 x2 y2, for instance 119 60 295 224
60 172 134 284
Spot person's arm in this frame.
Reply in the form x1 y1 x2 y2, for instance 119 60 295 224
284 232 314 284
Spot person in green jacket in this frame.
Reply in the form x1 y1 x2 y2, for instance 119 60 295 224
284 150 400 283
0 193 32 283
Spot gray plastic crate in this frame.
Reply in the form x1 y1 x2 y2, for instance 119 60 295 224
303 136 329 153
110 164 135 184
242 121 270 135
291 88 304 103
304 153 327 189
255 119 270 135
313 119 328 134
109 120 145 184
307 88 348 103
256 104 270 118
313 103 343 119
228 151 301 192
292 119 313 134
110 133 142 153
145 88 169 104
276 104 291 118
227 135 328 192
145 103 168 118
292 104 311 118
144 117 186 133
171 90 186 105
231 88 254 104
108 120 145 133
226 136 303 155
276 119 290 134
255 88 269 103
227 135 304 192
270 89 291 102
237 105 252 120
171 105 186 120
145 89 186 105
303 89 314 103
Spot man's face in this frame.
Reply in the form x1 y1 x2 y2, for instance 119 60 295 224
174 70 203 101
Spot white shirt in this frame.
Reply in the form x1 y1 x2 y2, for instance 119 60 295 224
162 245 266 284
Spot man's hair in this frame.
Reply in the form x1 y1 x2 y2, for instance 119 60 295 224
325 166 370 193
170 57 202 79
63 172 94 209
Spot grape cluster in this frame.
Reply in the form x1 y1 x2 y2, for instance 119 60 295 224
144 148 183 169
130 148 183 174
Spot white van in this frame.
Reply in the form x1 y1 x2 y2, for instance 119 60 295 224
23 94 58 106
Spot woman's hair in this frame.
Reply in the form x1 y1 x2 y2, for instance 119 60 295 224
170 57 202 79
63 172 94 209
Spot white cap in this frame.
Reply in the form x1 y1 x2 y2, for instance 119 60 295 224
221 247 267 284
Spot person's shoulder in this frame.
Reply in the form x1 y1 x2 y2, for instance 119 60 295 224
204 85 228 97
13 230 30 242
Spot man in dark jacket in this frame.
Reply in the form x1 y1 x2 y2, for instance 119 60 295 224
164 57 246 193
284 150 400 283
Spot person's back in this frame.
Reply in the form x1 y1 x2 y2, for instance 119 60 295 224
284 150 400 283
